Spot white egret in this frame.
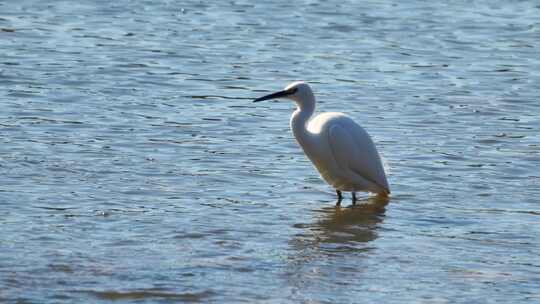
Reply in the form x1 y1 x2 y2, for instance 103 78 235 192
254 82 390 204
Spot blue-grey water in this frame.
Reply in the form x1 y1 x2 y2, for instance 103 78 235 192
1 0 539 303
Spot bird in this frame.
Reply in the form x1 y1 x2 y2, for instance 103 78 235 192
253 81 390 205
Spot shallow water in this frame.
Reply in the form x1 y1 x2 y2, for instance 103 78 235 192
1 0 539 303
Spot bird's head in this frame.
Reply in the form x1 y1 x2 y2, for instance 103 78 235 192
253 81 315 108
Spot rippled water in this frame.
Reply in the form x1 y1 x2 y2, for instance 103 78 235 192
1 0 539 303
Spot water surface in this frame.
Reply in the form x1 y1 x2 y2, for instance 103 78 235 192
1 0 539 303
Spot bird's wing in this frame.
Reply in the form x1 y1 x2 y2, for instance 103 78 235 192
328 123 389 192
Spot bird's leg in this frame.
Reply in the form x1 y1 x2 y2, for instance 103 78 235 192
352 192 357 205
336 190 343 206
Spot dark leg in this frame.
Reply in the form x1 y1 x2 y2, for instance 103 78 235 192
336 190 343 206
352 192 357 205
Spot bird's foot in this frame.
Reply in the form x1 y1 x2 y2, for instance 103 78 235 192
336 190 343 206
352 192 357 205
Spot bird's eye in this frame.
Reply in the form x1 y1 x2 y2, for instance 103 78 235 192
290 88 298 94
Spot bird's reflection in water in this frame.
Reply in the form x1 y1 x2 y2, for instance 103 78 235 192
285 196 390 298
314 195 389 245
286 194 390 278
291 195 390 253
284 197 389 296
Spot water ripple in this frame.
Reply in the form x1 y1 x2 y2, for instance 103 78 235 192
1 0 539 303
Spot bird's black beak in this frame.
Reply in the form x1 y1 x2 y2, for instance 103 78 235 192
253 88 296 102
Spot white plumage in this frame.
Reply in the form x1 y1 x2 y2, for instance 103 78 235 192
254 81 389 203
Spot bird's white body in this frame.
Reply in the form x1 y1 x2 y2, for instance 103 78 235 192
293 111 389 194
254 81 390 198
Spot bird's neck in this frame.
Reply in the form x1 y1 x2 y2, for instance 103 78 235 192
290 101 315 147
